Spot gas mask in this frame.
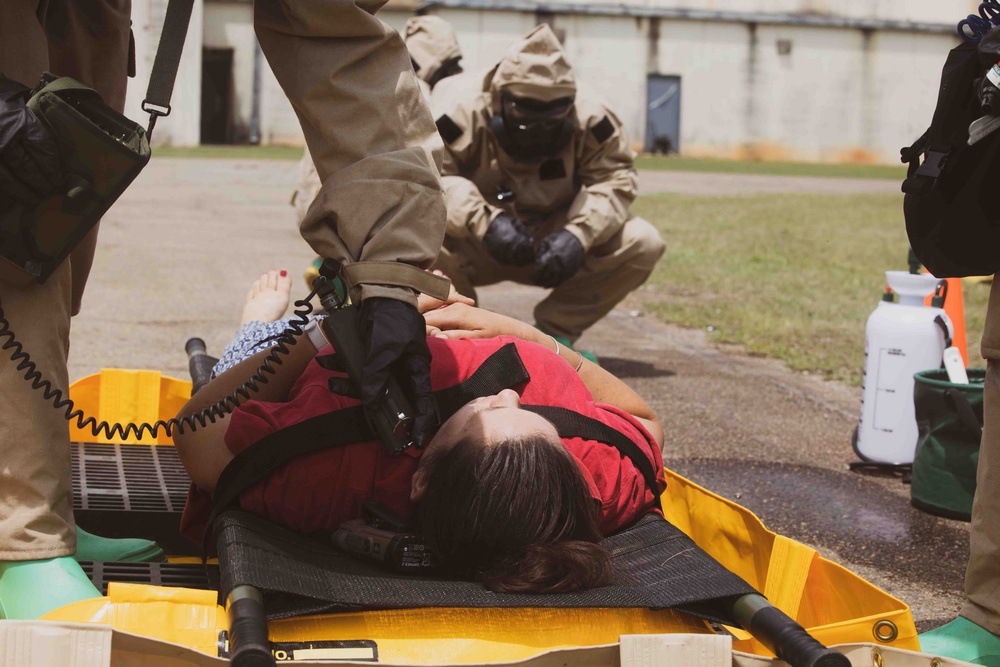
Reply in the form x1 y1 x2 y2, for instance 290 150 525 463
490 91 574 162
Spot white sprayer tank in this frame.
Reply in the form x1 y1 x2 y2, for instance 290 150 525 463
856 271 953 465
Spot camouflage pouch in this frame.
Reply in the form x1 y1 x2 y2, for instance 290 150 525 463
0 73 150 288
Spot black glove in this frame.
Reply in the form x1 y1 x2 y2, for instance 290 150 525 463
0 76 64 206
531 229 585 288
482 213 535 266
360 297 438 447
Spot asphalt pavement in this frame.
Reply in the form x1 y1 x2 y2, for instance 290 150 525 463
65 158 965 632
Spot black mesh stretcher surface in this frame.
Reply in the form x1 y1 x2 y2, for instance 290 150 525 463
79 560 220 597
214 510 758 626
72 442 196 555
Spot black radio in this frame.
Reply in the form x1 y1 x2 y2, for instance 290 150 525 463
0 73 150 288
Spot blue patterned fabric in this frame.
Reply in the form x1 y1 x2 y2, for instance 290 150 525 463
212 318 305 378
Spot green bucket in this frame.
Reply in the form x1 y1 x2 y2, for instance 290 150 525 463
910 368 985 521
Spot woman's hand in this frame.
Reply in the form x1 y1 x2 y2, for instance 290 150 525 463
423 302 540 342
417 270 475 315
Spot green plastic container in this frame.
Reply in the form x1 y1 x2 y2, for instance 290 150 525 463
910 368 985 521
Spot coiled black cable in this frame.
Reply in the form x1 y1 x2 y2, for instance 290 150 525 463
959 0 1000 42
0 286 319 441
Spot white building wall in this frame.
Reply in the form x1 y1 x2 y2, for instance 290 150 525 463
199 0 968 162
126 0 203 147
653 20 958 161
257 64 302 145
561 15 647 136
869 30 960 159
650 19 751 155
514 0 978 26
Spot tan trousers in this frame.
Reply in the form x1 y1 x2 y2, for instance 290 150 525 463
256 0 446 306
0 0 131 560
962 358 1000 633
438 215 665 341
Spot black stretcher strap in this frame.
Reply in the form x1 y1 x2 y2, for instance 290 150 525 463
215 510 756 625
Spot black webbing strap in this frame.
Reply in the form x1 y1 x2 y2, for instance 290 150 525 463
206 343 529 547
433 343 528 417
523 405 664 513
141 0 196 136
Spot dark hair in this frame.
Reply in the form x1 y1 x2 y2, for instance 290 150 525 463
416 434 611 593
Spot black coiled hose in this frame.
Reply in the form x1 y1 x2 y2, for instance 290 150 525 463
0 287 318 441
959 0 1000 42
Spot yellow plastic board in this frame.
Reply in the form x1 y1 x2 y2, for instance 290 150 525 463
68 370 191 445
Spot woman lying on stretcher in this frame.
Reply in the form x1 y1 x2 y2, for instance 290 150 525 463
174 272 666 594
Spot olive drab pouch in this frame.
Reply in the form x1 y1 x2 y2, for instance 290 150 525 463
0 74 151 288
910 368 984 521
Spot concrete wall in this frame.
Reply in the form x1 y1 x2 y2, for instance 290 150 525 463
126 0 203 147
402 6 961 163
190 0 967 162
482 0 979 26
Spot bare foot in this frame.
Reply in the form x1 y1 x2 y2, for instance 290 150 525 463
241 270 293 325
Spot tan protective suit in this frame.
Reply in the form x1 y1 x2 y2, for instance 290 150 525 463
0 0 132 561
259 1 448 305
404 15 462 89
431 25 664 342
292 14 461 229
0 0 445 560
964 287 1000 634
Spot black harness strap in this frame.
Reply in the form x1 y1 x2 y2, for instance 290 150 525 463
433 342 529 418
523 405 664 513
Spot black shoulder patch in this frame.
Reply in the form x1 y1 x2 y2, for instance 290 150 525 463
539 159 567 181
590 116 615 144
436 114 463 144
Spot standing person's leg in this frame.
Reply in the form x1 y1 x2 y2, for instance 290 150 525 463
918 357 1000 665
253 0 446 304
964 360 1000 634
534 216 665 343
0 0 99 619
0 0 160 621
42 0 163 565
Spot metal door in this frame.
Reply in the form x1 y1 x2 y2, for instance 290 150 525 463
201 48 234 144
645 75 681 154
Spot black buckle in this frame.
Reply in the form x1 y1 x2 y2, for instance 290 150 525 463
141 100 171 138
916 150 949 178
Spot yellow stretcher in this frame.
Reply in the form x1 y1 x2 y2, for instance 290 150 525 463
26 370 927 666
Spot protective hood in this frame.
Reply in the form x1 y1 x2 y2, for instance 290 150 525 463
490 24 576 105
404 16 463 86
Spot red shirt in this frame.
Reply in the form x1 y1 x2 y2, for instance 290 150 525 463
181 336 666 542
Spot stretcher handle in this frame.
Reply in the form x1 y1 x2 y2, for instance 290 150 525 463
733 594 850 667
227 585 275 667
185 337 217 396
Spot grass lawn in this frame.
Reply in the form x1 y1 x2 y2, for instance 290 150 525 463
635 156 906 181
634 192 989 386
153 145 304 160
153 146 907 181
